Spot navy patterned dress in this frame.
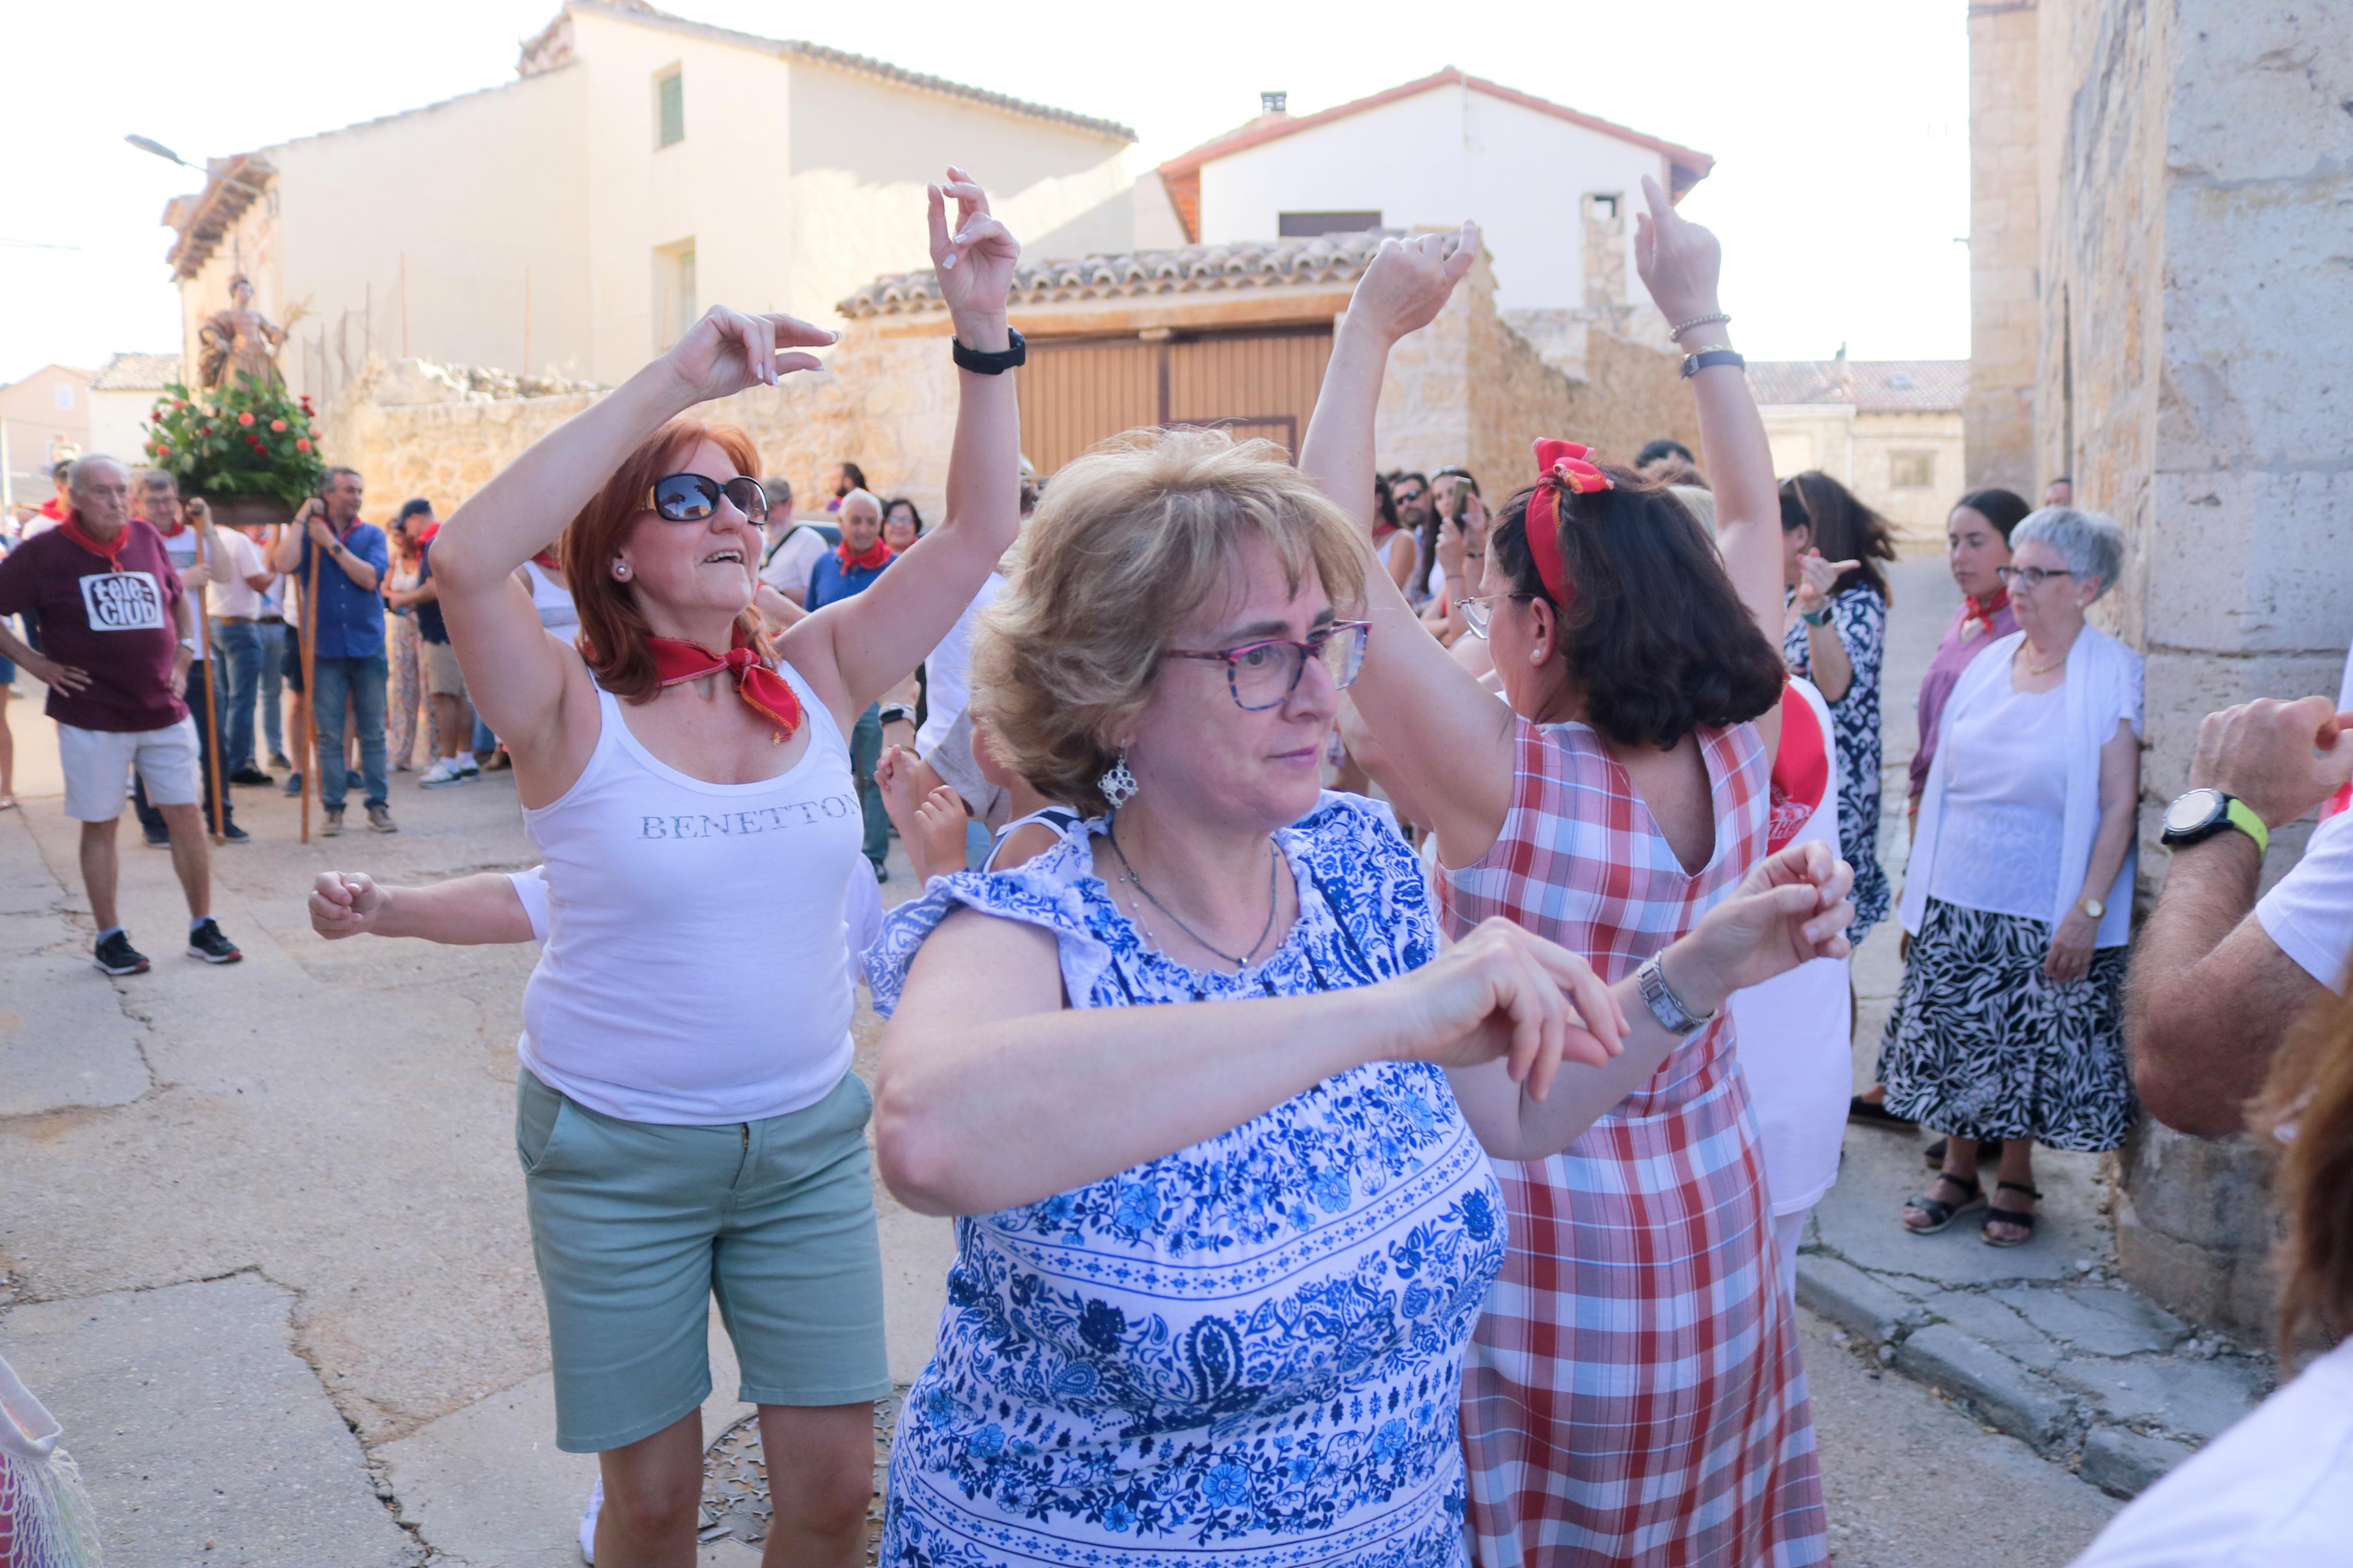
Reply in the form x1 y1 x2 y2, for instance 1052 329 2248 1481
1783 584 1891 943
865 793 1506 1567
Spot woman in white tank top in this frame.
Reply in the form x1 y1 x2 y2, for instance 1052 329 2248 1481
428 168 1025 1567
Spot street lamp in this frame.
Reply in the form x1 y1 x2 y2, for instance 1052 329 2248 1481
126 134 269 197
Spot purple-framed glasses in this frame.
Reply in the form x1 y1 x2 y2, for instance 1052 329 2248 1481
1164 620 1370 710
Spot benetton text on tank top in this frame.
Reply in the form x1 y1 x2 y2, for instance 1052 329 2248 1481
639 792 858 840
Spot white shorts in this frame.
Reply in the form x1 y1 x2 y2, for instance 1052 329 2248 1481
59 719 200 822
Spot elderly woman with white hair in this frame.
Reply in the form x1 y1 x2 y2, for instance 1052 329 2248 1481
1882 506 2141 1246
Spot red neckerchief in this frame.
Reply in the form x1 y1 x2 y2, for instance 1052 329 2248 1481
146 511 186 539
59 511 132 567
1766 681 1831 854
530 547 562 571
1960 585 2009 641
1526 438 1613 607
836 536 890 573
644 627 804 742
1371 522 1397 547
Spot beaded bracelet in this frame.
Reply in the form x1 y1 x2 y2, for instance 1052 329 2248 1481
1668 311 1731 339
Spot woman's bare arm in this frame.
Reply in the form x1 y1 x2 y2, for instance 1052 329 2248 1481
1297 228 1520 864
780 172 1021 714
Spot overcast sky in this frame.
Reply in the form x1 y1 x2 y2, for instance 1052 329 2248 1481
2 0 1968 383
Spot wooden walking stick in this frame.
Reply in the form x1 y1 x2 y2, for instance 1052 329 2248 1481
191 501 226 844
298 506 322 846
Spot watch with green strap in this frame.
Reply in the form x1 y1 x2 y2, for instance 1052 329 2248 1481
2159 787 2269 856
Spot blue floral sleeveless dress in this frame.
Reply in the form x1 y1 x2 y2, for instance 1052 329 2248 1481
865 793 1506 1567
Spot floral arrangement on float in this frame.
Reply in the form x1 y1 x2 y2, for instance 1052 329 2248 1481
142 375 326 527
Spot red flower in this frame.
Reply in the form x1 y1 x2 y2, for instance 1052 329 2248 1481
270 418 288 433
157 444 171 457
175 399 190 410
237 411 255 427
295 438 311 453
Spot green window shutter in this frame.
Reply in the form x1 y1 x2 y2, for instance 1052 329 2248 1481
658 72 684 147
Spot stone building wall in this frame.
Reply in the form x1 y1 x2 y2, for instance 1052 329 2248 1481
1985 0 2353 1338
317 330 960 526
1965 1 2042 494
1381 251 1698 490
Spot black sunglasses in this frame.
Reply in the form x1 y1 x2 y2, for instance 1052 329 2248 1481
648 473 767 524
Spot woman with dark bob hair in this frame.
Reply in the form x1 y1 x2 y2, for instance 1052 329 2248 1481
1300 180 1832 1565
427 169 1023 1566
863 425 1853 1561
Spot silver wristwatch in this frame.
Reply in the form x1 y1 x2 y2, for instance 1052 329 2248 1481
1637 951 1716 1036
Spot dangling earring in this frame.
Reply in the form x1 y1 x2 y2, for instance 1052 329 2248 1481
1099 752 1139 810
613 560 630 579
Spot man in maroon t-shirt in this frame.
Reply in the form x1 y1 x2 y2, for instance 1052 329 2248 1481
0 455 242 973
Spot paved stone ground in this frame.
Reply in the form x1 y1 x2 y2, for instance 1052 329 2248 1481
0 558 2166 1568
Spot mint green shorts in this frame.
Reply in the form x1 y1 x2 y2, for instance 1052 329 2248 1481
516 1067 893 1453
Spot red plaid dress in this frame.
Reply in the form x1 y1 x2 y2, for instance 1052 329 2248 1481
1440 717 1827 1567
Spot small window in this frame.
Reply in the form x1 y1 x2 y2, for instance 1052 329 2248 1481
1890 450 1936 488
1279 211 1381 238
656 69 684 147
53 382 74 411
654 240 697 350
1886 371 1918 390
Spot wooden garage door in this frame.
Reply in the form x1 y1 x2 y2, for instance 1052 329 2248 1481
1017 325 1334 475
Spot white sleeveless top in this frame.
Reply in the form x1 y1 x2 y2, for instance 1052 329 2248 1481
517 660 863 1123
523 560 579 632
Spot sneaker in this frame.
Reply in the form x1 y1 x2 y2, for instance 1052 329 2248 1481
456 755 482 778
143 825 171 849
269 751 293 770
229 766 276 787
322 807 345 837
221 822 251 844
186 918 243 964
94 930 151 976
282 770 304 797
418 758 471 788
579 1477 602 1564
366 802 398 834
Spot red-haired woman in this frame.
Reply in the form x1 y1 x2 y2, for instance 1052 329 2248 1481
1301 178 1829 1565
428 169 1021 1568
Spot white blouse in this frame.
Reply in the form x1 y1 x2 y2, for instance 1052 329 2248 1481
1928 673 2067 920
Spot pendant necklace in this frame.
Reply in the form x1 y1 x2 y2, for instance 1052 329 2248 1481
1108 824 1280 973
2020 643 2068 677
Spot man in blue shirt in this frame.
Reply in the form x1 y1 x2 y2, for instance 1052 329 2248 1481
268 467 397 835
803 488 894 876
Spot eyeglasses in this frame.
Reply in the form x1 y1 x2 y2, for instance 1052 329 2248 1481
1994 565 2074 589
647 473 767 524
1165 621 1370 710
1458 593 1531 639
1392 485 1426 503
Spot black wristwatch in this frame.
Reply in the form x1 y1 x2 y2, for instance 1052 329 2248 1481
1680 348 1746 379
2160 787 2269 856
952 328 1026 376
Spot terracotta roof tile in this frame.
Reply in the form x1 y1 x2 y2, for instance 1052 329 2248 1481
91 353 183 392
1748 359 1967 413
840 231 1390 318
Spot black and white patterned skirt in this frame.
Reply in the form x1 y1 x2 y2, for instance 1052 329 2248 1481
1876 896 2136 1151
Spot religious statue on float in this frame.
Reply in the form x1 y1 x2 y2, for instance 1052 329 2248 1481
196 275 288 392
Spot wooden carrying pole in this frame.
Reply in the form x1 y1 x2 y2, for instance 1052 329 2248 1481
193 511 225 844
299 539 321 844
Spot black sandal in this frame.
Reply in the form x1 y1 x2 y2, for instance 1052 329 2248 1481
1901 1172 1983 1235
1982 1183 2042 1247
1850 1095 1918 1130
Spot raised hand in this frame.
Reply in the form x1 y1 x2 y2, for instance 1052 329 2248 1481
928 166 1019 339
309 870 385 940
1793 550 1859 617
2189 694 2353 829
660 306 836 404
1346 222 1478 346
1678 840 1855 1008
1633 173 1724 330
1395 917 1626 1101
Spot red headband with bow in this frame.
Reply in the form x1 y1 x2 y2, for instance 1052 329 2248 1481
1525 438 1613 606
